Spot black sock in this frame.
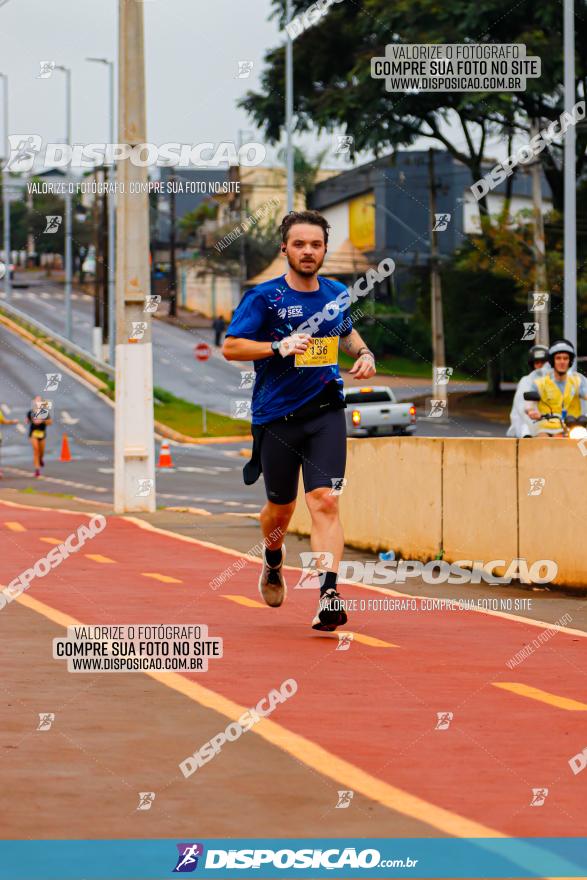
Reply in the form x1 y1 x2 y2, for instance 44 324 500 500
265 547 282 567
319 570 338 594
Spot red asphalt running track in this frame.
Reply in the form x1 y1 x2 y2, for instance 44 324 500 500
1 499 587 839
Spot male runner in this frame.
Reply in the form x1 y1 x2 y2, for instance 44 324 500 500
223 210 376 631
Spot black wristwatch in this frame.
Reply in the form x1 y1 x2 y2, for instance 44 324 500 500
271 341 281 356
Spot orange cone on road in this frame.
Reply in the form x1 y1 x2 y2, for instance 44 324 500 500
158 440 174 468
60 434 72 462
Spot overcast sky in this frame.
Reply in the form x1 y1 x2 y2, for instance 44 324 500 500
0 0 512 172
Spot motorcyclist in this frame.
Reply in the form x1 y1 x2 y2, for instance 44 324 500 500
526 339 587 436
507 344 549 438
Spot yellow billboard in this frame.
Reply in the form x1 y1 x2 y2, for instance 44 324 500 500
349 192 375 251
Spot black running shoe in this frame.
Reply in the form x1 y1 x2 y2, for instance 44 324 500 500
312 588 348 631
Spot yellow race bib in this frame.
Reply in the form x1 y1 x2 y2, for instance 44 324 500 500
295 336 339 368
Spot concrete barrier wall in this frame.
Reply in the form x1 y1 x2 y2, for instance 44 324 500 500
518 442 587 588
287 437 584 590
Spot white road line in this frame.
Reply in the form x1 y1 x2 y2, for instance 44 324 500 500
160 357 171 365
3 467 108 492
1 404 11 415
61 411 79 425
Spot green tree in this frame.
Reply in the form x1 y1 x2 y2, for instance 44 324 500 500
276 145 328 197
240 0 586 217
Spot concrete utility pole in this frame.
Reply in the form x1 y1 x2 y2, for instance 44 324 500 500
0 73 12 301
428 149 447 405
530 119 549 347
168 172 177 317
285 0 294 212
55 65 73 340
563 0 577 348
114 0 155 513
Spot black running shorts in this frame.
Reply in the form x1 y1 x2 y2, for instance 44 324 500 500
260 408 347 505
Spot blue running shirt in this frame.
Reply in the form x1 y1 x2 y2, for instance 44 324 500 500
226 274 353 424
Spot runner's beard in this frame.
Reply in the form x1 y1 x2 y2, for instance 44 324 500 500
287 252 325 277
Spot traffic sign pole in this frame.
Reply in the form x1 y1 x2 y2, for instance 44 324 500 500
194 342 212 436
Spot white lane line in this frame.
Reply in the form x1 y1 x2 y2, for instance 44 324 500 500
1 404 11 415
2 467 108 492
181 366 191 373
61 411 79 426
160 357 171 365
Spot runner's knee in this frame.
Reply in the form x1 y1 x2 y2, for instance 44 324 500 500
262 499 296 524
306 487 339 519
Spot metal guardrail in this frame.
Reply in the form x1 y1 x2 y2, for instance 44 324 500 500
0 298 115 379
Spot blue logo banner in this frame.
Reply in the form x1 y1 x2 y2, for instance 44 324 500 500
1 837 587 878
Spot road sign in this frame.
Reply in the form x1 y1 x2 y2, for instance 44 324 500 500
194 342 212 362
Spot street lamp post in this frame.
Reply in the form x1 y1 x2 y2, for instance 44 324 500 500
285 0 294 212
87 57 116 364
0 73 11 301
55 64 73 340
563 0 577 349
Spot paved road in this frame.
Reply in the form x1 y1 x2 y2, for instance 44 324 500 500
1 278 249 417
0 316 505 520
2 496 587 851
1 278 507 438
0 323 264 515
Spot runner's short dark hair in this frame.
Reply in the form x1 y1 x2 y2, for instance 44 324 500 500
279 210 330 245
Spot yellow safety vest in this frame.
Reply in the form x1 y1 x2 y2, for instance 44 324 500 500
535 373 582 432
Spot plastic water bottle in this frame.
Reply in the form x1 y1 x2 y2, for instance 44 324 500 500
379 550 395 562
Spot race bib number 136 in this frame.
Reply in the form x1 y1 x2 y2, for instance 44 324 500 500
295 336 339 367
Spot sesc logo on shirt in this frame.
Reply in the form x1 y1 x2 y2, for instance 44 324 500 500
278 304 304 319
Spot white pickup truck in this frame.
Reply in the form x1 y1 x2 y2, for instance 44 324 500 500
344 386 417 437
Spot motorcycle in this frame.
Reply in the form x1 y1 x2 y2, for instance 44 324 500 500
523 390 587 439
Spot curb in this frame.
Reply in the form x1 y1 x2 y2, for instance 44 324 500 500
0 311 110 393
0 311 252 446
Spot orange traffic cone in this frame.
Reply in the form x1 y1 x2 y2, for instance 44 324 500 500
60 433 72 462
158 440 174 468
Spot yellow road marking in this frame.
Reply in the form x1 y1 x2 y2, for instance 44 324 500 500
350 632 399 648
120 516 587 642
40 537 63 545
9 590 582 874
223 595 266 608
11 590 502 839
493 682 587 711
5 521 25 532
141 572 182 584
85 554 116 564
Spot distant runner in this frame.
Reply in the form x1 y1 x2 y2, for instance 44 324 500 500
223 210 376 631
26 395 52 478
